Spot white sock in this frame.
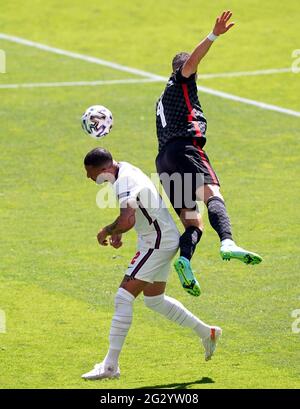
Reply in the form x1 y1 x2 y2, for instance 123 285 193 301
103 288 135 369
221 238 235 247
144 294 211 339
103 348 120 369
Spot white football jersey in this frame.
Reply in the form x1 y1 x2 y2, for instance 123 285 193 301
113 162 179 250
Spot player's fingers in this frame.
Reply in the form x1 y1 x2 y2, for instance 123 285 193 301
97 234 106 245
220 11 226 20
112 241 122 248
223 10 231 21
226 22 235 31
110 236 122 247
224 11 232 22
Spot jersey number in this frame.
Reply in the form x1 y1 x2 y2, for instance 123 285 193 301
157 100 167 128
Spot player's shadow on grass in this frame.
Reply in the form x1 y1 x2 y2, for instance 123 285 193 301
136 377 214 389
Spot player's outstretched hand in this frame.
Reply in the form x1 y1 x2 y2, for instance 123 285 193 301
110 234 123 249
97 228 109 246
213 11 235 36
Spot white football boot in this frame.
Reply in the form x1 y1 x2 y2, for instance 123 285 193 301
220 239 262 265
81 362 120 380
202 326 222 361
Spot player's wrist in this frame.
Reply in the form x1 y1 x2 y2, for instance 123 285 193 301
208 31 219 41
103 226 111 236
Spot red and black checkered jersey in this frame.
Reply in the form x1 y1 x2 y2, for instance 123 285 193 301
156 68 207 152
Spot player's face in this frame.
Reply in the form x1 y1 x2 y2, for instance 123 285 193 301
85 165 104 182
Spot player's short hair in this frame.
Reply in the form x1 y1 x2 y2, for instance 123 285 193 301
84 147 113 168
172 52 190 72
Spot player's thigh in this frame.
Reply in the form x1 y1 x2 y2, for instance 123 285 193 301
124 249 169 291
182 146 220 200
156 143 195 215
158 168 198 217
156 167 185 217
120 275 149 298
126 248 178 296
149 248 178 285
166 144 205 212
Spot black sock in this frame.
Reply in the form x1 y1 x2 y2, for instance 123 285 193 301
179 226 202 261
207 196 233 242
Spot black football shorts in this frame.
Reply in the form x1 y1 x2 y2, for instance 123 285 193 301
155 138 220 215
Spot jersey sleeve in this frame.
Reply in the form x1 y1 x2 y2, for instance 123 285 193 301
114 175 142 207
174 67 196 84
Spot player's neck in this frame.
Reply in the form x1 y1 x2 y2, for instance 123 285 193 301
112 161 120 181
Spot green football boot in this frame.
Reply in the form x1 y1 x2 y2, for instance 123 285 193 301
220 240 263 265
174 256 201 297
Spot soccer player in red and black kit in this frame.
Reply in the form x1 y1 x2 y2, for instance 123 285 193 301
155 11 262 296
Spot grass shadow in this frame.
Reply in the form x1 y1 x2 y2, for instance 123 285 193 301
136 377 215 389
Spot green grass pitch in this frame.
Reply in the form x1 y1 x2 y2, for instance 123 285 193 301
0 0 299 389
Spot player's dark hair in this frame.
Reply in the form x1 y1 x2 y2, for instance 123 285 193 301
172 52 190 72
84 148 113 168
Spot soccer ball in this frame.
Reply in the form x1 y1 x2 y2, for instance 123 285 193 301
81 105 113 139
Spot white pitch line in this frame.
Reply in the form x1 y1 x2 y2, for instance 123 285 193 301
0 78 162 89
197 85 300 118
198 67 292 79
0 33 299 118
0 67 294 90
0 33 165 81
0 68 293 90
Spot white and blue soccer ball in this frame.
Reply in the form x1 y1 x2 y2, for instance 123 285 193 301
81 105 113 139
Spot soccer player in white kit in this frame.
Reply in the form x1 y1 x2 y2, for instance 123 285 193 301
81 148 222 380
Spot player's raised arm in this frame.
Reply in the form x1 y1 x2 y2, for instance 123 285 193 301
181 10 235 78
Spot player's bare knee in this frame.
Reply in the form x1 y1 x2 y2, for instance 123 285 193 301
204 184 223 205
195 185 205 202
143 282 166 297
180 208 204 231
120 275 148 297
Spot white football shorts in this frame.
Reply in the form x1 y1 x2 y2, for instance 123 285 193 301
125 247 178 283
